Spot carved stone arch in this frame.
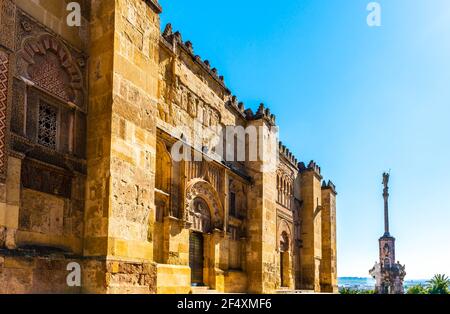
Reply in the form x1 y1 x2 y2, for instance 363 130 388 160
190 197 212 233
278 219 292 252
185 179 224 231
17 33 85 108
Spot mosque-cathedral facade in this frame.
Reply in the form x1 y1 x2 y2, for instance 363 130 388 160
0 0 337 294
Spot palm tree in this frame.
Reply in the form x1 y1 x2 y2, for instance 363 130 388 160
427 274 450 294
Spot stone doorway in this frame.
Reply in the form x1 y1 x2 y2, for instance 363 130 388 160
189 232 204 286
280 231 290 288
280 251 290 287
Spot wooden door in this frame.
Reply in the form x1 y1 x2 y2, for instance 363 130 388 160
189 232 204 286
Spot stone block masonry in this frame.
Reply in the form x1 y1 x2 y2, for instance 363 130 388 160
0 0 338 294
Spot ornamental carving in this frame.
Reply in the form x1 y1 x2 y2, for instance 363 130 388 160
21 159 72 199
277 165 295 209
159 79 221 128
0 51 9 177
277 219 293 252
37 102 58 149
190 197 212 233
185 179 224 231
0 0 16 51
16 33 85 108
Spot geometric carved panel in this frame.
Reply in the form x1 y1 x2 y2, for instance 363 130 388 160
29 52 71 101
21 159 72 199
37 102 58 149
0 50 9 177
17 34 84 108
0 0 16 51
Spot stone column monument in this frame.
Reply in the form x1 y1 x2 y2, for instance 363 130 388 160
369 172 406 294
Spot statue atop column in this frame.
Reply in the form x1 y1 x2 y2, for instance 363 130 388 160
382 172 390 236
369 172 406 294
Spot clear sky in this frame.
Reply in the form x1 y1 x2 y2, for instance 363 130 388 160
159 0 450 279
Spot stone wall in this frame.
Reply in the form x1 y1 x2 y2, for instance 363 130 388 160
0 252 82 294
13 0 90 50
156 264 190 294
244 119 278 293
18 188 83 253
223 270 247 293
1 0 91 294
320 184 338 293
83 0 161 293
299 164 323 291
0 0 338 294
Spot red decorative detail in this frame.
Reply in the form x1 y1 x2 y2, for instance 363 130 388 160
0 50 9 177
29 53 70 101
17 34 84 108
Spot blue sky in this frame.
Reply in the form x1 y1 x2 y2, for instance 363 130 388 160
159 0 450 279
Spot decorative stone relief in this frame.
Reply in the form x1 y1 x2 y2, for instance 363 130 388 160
185 179 224 231
190 197 211 233
280 231 290 252
5 228 16 250
16 33 85 109
0 51 9 177
0 0 16 51
21 159 72 199
157 101 172 125
0 226 5 247
277 219 293 252
276 164 295 209
160 79 221 128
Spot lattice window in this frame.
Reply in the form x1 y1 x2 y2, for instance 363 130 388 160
38 102 58 149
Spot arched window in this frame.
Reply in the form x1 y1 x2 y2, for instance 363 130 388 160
280 231 290 252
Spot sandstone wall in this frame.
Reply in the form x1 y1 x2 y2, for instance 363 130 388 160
0 253 82 294
320 185 338 293
83 0 161 293
299 165 323 291
14 0 90 50
1 0 89 294
0 0 337 294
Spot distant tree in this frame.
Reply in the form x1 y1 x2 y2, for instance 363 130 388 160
406 284 428 294
339 287 359 294
339 287 375 294
427 274 450 294
361 289 376 294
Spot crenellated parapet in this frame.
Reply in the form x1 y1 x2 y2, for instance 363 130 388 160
163 23 282 131
161 23 228 90
278 141 298 167
226 96 277 127
143 0 162 13
243 103 276 125
322 180 337 195
299 160 321 174
226 95 248 119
